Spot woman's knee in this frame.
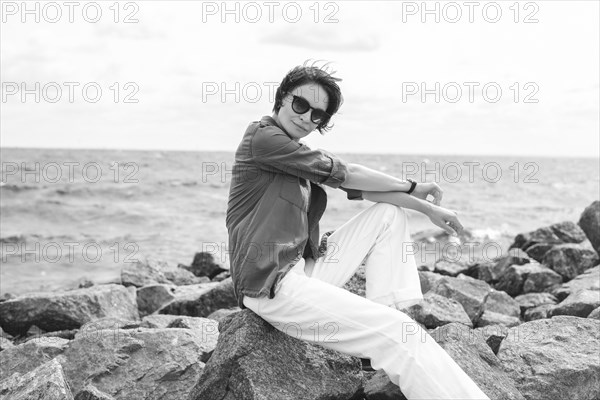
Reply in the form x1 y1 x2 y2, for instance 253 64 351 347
370 202 404 222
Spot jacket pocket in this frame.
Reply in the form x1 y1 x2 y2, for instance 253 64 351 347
278 176 309 212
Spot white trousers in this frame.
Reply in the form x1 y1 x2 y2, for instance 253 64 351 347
243 202 490 400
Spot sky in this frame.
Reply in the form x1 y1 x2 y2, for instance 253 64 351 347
1 0 599 157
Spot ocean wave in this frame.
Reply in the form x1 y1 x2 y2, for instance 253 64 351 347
0 183 42 192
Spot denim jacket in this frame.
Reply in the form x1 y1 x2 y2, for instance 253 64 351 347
226 116 363 308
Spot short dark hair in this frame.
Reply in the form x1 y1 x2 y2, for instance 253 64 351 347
273 60 343 134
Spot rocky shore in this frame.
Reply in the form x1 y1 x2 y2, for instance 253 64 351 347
1 201 599 400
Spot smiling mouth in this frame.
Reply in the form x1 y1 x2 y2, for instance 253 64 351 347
293 121 307 132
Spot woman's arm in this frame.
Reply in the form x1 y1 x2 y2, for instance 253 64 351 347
363 190 464 236
342 163 412 192
343 163 444 206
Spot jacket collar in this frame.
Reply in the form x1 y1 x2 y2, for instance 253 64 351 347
260 115 283 130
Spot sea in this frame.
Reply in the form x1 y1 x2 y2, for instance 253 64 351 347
1 148 598 296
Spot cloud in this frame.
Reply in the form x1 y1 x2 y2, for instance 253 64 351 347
259 25 379 52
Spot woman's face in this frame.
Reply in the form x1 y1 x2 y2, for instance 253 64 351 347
273 82 329 141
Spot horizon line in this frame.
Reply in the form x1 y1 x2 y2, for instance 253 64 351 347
1 145 598 160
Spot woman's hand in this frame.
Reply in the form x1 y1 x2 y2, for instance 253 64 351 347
410 181 443 206
426 203 464 236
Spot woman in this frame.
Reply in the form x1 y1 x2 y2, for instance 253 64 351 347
225 62 490 399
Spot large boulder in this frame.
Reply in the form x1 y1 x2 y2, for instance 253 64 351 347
551 266 600 301
578 200 600 255
402 292 472 329
120 257 172 288
466 248 531 284
429 274 492 324
541 243 599 280
549 289 600 318
0 358 74 400
476 289 521 328
158 278 237 318
136 284 175 317
60 327 209 398
163 267 210 286
418 270 446 294
74 385 115 400
494 263 562 297
511 221 588 250
0 284 139 336
188 309 364 400
179 252 228 279
429 323 525 400
206 307 241 324
514 293 558 318
497 316 600 400
433 259 470 277
0 337 70 381
510 221 589 262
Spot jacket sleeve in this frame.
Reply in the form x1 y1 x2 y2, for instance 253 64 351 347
250 125 349 189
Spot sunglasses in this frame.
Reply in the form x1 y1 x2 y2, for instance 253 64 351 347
289 94 330 125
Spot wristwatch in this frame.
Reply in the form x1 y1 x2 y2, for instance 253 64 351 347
406 178 417 195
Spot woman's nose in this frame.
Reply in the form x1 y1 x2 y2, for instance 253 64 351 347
298 110 311 123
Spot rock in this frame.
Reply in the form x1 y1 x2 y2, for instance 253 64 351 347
429 323 525 400
542 243 599 280
163 267 210 286
514 293 558 317
120 257 172 288
549 289 600 318
61 327 208 398
524 243 556 262
495 263 562 297
0 292 16 302
521 265 564 294
136 284 175 317
206 307 241 323
343 264 366 297
19 329 78 346
75 317 141 349
26 324 45 338
523 304 554 321
418 271 446 294
0 358 74 400
0 336 14 351
497 316 600 400
138 315 219 359
363 370 407 399
473 324 509 355
511 221 588 250
402 292 472 329
140 314 189 329
588 307 600 320
0 284 139 337
476 311 521 328
483 289 521 318
211 270 231 282
467 249 531 283
188 309 364 400
552 266 600 301
158 278 238 318
78 317 140 332
429 275 491 324
0 337 70 380
74 385 115 400
578 200 600 255
510 221 589 262
433 259 470 277
180 252 228 279
0 325 12 339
